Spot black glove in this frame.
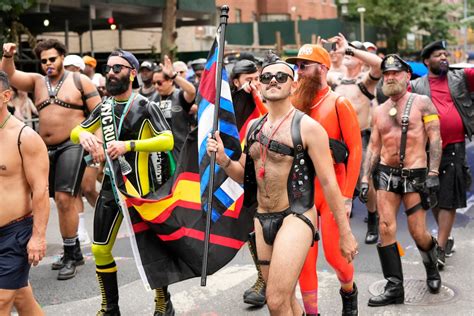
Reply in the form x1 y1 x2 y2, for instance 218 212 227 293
359 182 369 204
426 175 440 193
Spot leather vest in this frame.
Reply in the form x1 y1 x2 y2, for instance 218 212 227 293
410 70 474 140
243 110 315 215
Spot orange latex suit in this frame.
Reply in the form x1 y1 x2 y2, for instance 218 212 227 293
294 86 362 315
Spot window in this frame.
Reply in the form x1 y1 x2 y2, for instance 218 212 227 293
235 9 242 23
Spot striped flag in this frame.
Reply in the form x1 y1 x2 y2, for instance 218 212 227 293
197 39 244 222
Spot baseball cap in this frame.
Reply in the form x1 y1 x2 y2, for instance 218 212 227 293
139 60 156 71
83 55 97 68
64 55 85 71
108 50 140 88
285 44 331 69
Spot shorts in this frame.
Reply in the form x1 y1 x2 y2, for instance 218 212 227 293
437 142 468 209
0 216 33 290
373 164 427 194
48 140 86 198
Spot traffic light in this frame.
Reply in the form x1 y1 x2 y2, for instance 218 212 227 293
108 17 116 30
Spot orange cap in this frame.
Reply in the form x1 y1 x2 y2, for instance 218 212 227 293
286 44 331 69
83 55 97 68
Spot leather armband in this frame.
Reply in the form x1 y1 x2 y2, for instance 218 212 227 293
170 72 178 80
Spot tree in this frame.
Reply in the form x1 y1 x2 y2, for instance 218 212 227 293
0 0 36 48
341 0 460 52
160 0 178 62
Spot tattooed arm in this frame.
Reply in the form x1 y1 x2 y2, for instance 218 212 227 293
420 95 442 174
361 108 382 183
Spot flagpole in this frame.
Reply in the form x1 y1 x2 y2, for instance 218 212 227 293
201 4 229 286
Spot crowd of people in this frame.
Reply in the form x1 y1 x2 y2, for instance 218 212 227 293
0 33 471 316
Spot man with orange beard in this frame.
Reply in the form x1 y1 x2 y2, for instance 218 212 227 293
287 44 362 315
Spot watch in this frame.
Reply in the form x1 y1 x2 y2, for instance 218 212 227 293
130 141 136 151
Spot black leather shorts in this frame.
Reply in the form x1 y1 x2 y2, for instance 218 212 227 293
373 164 427 195
48 140 86 197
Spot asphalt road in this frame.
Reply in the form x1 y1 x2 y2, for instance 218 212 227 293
23 143 474 315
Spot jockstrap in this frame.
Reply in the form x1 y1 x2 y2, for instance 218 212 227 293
398 94 425 215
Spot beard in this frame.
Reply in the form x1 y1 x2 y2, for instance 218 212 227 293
291 73 322 114
382 80 406 96
430 60 449 76
142 78 152 86
106 73 130 96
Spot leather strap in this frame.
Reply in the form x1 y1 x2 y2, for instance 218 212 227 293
399 94 416 169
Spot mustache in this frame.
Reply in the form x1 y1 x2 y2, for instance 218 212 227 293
266 82 281 90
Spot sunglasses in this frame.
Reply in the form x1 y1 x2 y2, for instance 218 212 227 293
259 72 293 84
103 64 134 74
152 80 165 86
296 62 321 71
41 56 59 65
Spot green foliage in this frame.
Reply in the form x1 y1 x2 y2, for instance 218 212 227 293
340 0 461 51
0 0 36 45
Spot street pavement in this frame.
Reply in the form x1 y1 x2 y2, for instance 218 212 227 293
24 143 474 315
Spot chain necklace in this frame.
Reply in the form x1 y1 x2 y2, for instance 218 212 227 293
0 113 12 129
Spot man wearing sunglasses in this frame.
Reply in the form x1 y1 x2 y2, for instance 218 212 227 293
207 60 357 315
287 43 362 316
151 55 196 159
2 39 101 281
71 49 175 316
0 71 50 316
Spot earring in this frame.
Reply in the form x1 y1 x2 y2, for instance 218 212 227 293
130 75 134 82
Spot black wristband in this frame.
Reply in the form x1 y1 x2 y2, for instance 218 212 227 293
345 48 355 56
130 141 136 151
2 54 13 58
170 72 178 80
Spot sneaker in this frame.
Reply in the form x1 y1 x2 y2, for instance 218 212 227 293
445 237 455 257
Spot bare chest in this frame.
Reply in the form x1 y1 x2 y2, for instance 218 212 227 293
0 131 22 178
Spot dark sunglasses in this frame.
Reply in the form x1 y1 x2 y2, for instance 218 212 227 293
41 56 59 65
152 80 164 86
259 72 293 84
103 64 134 74
297 63 321 71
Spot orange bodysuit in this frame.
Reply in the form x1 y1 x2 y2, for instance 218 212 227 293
294 86 362 315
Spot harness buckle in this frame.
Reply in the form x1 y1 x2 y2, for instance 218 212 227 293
401 168 410 178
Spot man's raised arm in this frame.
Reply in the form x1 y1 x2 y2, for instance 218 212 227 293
2 43 42 93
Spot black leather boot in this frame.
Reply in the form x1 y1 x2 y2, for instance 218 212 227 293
340 283 358 315
418 237 441 294
96 268 120 316
52 238 84 270
154 287 175 316
365 211 379 244
243 236 266 307
57 239 83 280
368 243 404 307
